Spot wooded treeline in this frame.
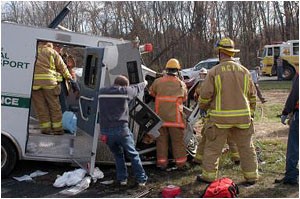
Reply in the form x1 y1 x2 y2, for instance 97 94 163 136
1 1 299 71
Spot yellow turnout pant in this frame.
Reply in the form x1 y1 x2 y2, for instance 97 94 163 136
201 122 258 182
32 85 63 132
156 127 187 167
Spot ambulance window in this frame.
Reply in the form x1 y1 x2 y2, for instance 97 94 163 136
267 48 273 56
293 42 299 55
84 55 98 89
127 61 139 84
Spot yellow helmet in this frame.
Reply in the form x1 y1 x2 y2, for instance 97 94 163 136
165 58 181 70
215 37 240 53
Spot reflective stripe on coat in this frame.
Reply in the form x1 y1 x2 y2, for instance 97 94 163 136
150 75 187 128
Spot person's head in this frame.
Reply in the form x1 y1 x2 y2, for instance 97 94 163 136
114 75 129 87
45 42 53 48
53 44 62 53
274 48 280 57
199 68 208 80
38 41 53 48
215 37 240 59
67 55 76 68
165 58 181 75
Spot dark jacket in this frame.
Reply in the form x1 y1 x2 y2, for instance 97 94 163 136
99 82 146 129
282 74 299 115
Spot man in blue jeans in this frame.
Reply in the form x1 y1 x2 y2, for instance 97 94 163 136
275 74 299 185
99 75 148 187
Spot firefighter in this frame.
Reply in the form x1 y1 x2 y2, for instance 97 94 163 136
149 58 188 170
32 42 79 135
196 37 258 185
193 68 240 165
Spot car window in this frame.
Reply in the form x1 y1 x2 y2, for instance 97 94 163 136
207 61 219 69
194 63 203 70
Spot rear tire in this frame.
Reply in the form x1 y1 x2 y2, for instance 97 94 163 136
1 136 17 178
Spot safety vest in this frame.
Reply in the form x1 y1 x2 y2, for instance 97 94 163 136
33 46 71 90
199 58 256 129
150 75 187 128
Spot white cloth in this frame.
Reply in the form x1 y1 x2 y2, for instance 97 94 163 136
250 70 258 83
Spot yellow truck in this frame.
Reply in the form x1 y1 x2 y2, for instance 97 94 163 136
259 40 299 80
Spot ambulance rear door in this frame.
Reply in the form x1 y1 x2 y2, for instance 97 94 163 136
73 47 105 174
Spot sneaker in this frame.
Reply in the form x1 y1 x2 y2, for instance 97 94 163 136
275 178 298 186
138 181 146 187
196 175 211 184
120 179 127 186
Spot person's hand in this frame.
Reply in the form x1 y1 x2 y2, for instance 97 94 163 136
70 79 80 93
200 109 207 118
144 80 148 86
281 115 288 125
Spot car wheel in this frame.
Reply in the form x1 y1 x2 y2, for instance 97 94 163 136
1 136 17 178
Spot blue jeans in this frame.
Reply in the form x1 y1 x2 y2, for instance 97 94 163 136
101 125 148 183
277 65 283 81
285 111 299 182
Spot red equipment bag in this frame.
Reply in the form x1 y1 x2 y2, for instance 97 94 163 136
202 177 239 198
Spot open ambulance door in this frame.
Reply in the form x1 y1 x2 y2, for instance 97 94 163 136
73 47 105 175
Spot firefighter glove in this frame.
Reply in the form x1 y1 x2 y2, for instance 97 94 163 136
200 109 207 118
70 79 80 93
281 115 288 125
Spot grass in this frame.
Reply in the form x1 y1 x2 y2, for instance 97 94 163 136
255 103 284 122
254 80 291 122
259 80 292 90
